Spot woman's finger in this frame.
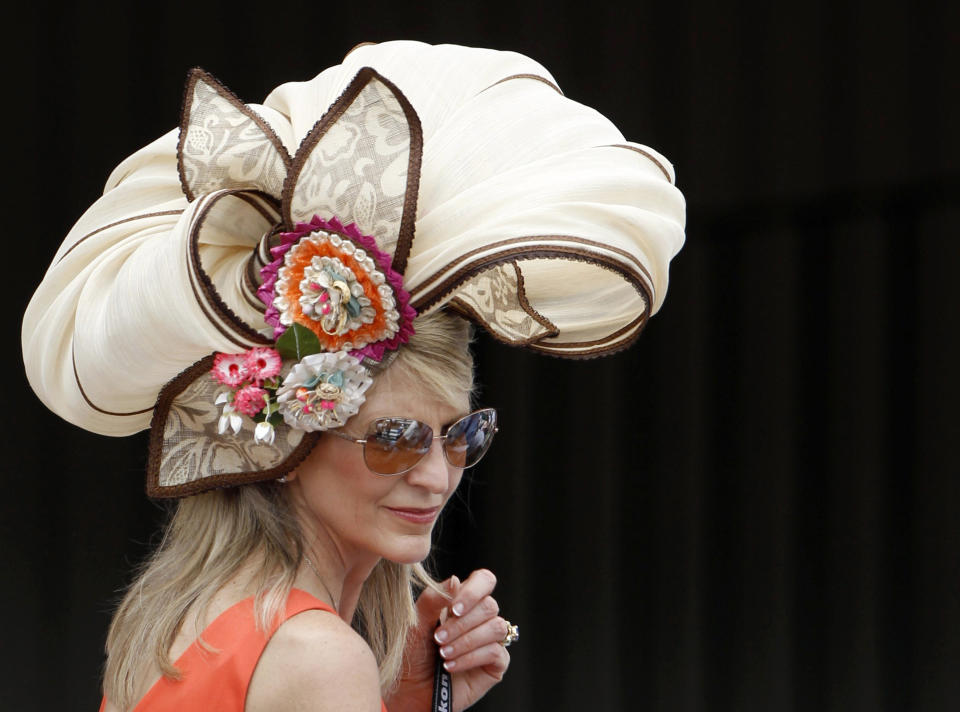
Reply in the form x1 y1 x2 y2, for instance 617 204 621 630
449 568 497 617
416 575 459 626
433 594 499 645
437 616 510 662
442 641 511 676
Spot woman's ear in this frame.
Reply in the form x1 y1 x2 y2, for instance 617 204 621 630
279 470 298 484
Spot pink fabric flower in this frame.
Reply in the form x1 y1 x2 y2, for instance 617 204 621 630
211 353 248 388
258 226 308 334
233 385 268 417
351 299 417 362
244 347 282 382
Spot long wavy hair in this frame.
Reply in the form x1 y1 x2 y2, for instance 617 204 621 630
104 311 474 710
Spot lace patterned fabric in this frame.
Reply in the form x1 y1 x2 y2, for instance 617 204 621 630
153 358 310 492
287 78 412 257
179 75 289 200
451 263 558 345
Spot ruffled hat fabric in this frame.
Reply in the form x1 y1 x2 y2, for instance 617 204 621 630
22 41 685 494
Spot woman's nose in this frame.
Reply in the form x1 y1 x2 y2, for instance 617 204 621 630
405 440 451 493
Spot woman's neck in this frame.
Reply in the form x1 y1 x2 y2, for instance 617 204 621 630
297 526 380 623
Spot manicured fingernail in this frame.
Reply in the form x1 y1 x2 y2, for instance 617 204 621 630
434 629 448 644
452 602 464 616
440 645 453 658
443 660 457 671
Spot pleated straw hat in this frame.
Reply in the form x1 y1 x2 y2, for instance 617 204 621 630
22 41 685 497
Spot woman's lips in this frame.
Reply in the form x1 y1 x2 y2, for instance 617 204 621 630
385 506 440 524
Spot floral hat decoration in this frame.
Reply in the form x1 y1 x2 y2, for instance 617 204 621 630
147 65 424 496
22 42 686 498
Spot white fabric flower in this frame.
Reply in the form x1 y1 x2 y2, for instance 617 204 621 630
254 421 276 445
215 392 243 435
276 351 373 431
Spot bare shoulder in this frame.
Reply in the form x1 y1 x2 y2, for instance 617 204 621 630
246 609 381 712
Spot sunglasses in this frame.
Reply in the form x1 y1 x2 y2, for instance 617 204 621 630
327 408 498 476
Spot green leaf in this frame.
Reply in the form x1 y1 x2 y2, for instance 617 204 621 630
276 323 322 361
267 411 283 426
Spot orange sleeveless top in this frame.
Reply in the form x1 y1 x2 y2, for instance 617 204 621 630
99 588 388 712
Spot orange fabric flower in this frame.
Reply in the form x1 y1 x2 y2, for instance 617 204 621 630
279 240 388 351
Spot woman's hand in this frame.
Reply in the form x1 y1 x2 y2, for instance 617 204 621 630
386 569 511 712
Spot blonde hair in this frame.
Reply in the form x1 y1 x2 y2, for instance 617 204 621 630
104 311 474 710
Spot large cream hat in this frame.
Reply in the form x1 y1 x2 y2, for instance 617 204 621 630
22 41 685 497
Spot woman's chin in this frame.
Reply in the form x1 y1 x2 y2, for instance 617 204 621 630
379 534 433 565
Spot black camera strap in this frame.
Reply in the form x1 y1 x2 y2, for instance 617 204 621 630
431 620 453 712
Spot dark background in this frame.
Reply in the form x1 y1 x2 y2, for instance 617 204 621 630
6 1 959 710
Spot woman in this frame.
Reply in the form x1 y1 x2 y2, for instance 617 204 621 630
105 312 507 711
22 41 684 711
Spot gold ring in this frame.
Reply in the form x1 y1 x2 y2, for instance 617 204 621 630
500 621 519 647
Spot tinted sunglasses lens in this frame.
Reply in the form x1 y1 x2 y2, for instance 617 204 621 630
364 418 433 475
443 409 497 469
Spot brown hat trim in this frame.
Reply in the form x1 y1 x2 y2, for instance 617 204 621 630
242 222 286 311
56 210 185 265
411 238 653 358
239 272 268 312
529 314 648 359
511 260 560 337
603 143 673 184
186 189 277 349
71 343 154 417
233 193 281 312
145 354 322 499
343 41 377 59
235 191 282 224
446 261 559 347
186 261 252 351
449 297 558 348
411 234 654 312
481 73 563 96
541 313 645 349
